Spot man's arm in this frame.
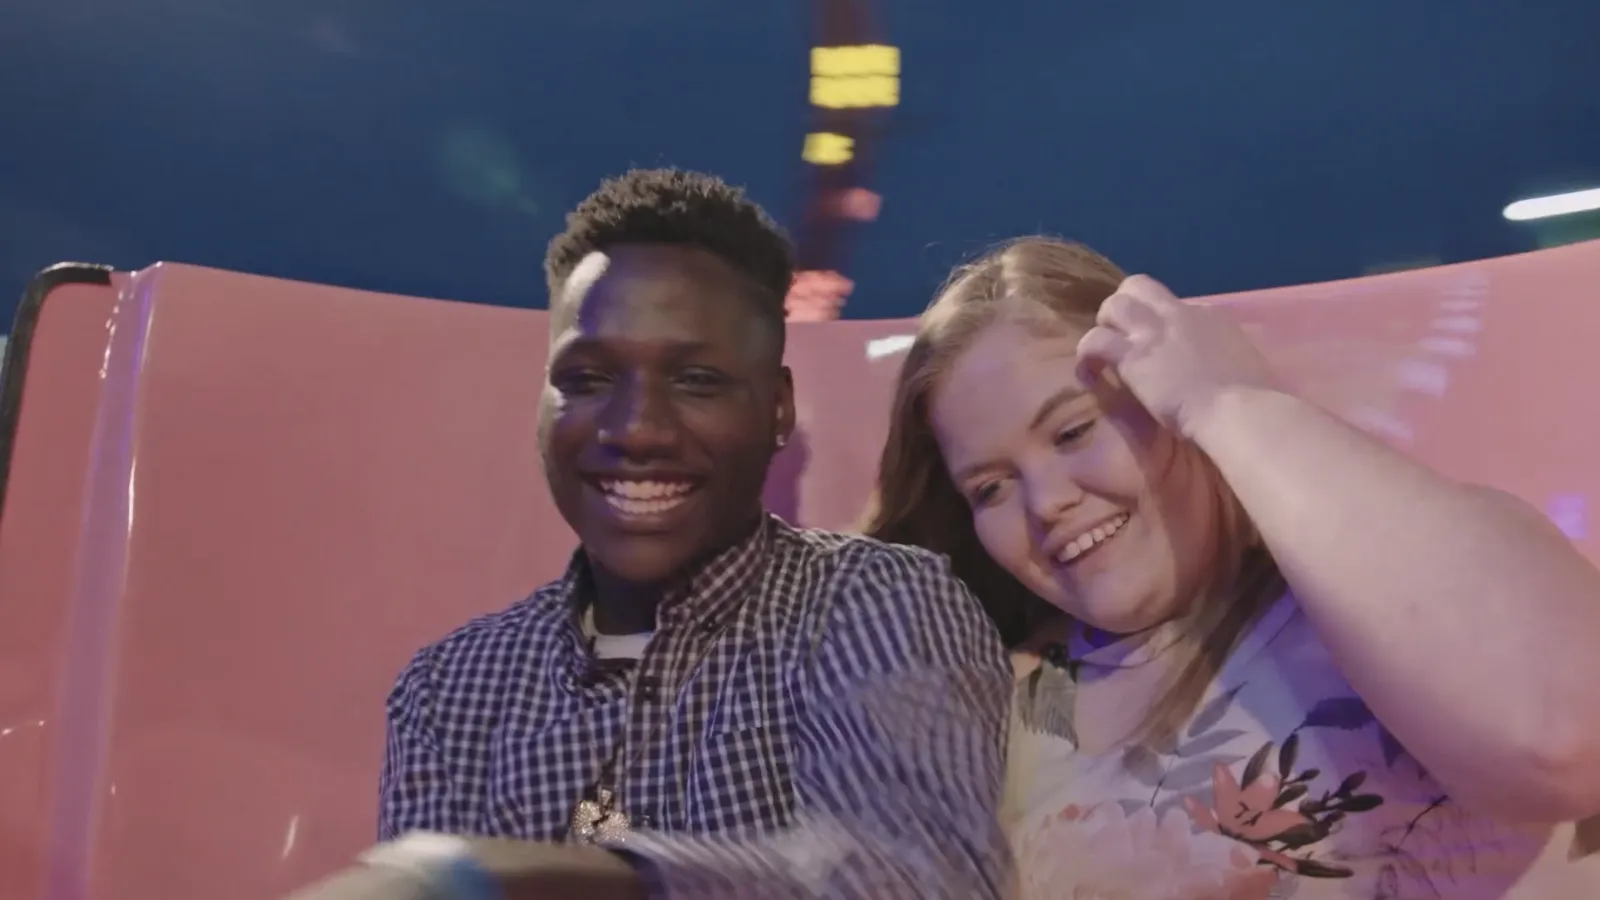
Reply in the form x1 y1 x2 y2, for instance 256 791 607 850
617 546 1015 900
377 649 470 840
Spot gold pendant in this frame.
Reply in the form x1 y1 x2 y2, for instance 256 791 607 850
570 785 632 845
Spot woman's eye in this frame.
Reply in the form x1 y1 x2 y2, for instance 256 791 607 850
970 481 1004 507
1054 420 1096 447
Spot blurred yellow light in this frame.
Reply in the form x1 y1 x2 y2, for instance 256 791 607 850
810 76 899 109
809 44 900 109
811 45 900 77
803 132 855 165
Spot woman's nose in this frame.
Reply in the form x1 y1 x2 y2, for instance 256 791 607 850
1024 471 1086 525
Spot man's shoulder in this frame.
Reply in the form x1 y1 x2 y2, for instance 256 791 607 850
776 522 954 575
405 582 565 680
774 523 972 612
774 524 1007 673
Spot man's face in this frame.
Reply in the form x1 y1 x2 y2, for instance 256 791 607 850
540 244 794 586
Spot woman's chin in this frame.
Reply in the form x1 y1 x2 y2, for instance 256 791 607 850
1066 590 1178 638
1026 570 1178 637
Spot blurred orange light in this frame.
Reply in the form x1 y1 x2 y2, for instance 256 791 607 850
836 188 882 221
785 270 854 322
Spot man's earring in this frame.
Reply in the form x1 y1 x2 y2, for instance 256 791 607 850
775 433 788 449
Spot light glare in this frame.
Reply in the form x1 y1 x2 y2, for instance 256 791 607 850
866 335 915 360
1503 188 1600 222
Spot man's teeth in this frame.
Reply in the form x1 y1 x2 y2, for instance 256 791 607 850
599 479 695 515
1057 513 1130 564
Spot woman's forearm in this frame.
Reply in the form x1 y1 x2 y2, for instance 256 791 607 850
1189 385 1600 821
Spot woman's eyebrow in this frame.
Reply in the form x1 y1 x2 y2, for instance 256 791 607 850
948 386 1087 484
1028 385 1085 431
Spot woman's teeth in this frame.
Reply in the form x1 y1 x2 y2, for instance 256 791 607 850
599 479 695 516
1057 513 1130 564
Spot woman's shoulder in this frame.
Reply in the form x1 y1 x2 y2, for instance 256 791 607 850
1003 602 1562 899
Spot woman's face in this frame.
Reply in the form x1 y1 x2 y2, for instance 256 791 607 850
929 317 1220 634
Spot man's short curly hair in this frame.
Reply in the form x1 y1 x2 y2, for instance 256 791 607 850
544 168 795 346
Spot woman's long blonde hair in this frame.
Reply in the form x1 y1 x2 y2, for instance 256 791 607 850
860 236 1283 744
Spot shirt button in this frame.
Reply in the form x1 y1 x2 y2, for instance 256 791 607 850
638 675 660 702
1043 643 1073 668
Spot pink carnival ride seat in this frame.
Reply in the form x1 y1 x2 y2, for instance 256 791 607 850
1 244 1599 900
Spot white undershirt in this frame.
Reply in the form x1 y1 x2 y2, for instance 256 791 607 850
583 605 653 661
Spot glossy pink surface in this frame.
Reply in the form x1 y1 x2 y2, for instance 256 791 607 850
1 243 1597 899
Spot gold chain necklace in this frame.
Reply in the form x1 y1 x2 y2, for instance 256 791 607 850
567 617 736 845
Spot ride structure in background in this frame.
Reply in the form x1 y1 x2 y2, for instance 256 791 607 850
4 239 1600 900
784 0 897 322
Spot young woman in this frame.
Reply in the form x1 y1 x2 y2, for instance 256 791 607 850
863 237 1600 899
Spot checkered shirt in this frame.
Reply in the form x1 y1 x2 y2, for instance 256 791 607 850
378 515 1014 899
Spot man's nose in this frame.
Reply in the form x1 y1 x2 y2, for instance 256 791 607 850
598 377 680 456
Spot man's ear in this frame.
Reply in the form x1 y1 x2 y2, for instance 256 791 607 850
775 366 797 446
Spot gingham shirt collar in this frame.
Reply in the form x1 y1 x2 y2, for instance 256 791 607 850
543 514 775 664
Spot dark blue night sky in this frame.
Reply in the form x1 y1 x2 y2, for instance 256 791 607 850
3 0 1597 324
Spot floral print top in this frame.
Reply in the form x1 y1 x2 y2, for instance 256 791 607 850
1002 594 1600 899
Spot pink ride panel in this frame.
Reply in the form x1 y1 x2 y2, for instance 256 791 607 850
0 242 1595 899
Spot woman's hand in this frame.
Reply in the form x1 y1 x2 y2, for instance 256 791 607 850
1075 274 1281 440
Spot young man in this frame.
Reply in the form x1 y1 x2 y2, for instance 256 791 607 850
284 169 1012 900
